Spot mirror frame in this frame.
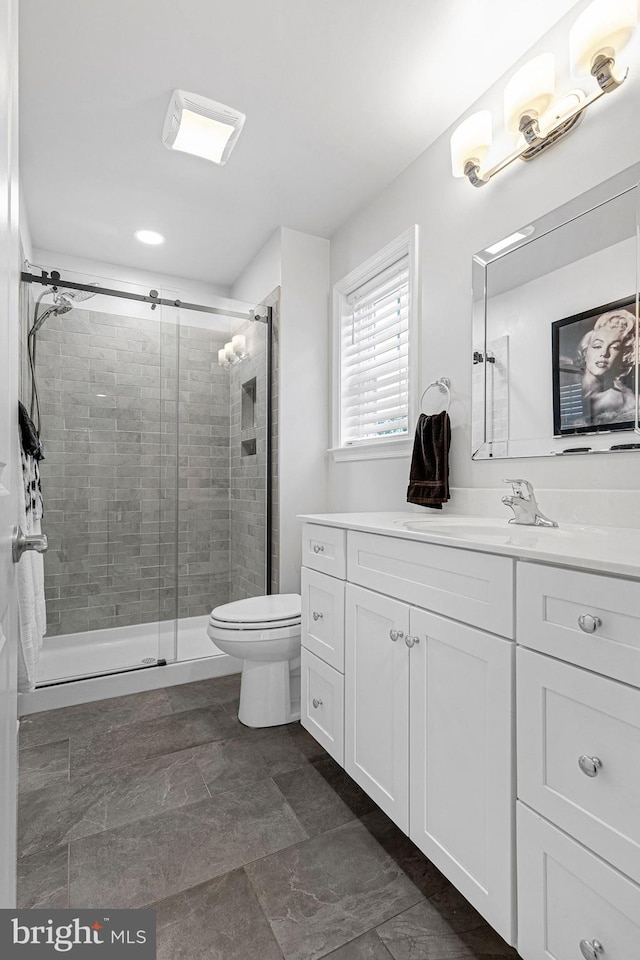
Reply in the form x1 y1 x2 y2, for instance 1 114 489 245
472 161 640 460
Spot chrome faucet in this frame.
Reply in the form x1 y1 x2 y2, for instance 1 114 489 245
501 479 558 527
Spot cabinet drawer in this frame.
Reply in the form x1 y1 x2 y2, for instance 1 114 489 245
517 647 640 884
347 531 514 637
300 648 344 764
517 803 640 960
301 567 345 672
518 562 640 686
301 523 346 579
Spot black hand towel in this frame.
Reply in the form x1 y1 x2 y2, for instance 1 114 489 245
406 410 451 509
18 402 44 460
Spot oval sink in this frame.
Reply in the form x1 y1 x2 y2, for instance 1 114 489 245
394 516 609 545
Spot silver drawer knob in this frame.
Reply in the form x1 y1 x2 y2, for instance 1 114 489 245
389 629 404 642
578 614 601 634
312 611 323 621
405 635 420 648
313 544 325 554
580 939 603 960
312 697 323 709
578 755 602 778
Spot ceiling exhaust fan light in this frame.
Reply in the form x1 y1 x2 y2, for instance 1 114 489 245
163 91 246 165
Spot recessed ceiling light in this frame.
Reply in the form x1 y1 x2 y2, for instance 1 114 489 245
135 229 165 246
162 90 245 165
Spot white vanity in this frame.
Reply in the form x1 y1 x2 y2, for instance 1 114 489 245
299 512 640 960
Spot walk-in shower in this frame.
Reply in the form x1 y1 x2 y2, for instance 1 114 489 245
19 266 275 703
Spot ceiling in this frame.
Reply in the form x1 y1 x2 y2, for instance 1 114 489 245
19 0 581 288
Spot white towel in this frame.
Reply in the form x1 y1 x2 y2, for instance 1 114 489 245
17 450 46 693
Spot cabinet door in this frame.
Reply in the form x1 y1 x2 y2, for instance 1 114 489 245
344 583 410 832
409 608 515 945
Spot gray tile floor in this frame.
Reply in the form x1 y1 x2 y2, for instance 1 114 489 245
17 675 520 960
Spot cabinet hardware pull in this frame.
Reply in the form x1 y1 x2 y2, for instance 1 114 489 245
578 614 601 634
579 939 603 960
312 698 323 709
313 544 325 554
312 611 323 621
405 635 420 648
389 629 404 642
578 755 602 778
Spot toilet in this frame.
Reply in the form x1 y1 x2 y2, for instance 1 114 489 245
207 594 301 728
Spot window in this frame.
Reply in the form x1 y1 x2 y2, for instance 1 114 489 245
332 226 418 461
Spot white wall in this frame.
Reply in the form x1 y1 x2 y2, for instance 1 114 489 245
328 0 640 513
279 227 330 592
231 227 330 593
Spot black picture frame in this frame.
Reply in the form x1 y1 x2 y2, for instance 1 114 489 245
552 295 637 437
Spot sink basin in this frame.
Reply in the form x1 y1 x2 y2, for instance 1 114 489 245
394 516 608 546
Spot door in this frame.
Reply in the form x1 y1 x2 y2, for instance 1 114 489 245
0 0 19 908
344 583 410 832
409 608 515 944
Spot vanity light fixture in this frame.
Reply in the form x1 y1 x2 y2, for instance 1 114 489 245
218 334 248 368
451 0 638 187
163 90 246 165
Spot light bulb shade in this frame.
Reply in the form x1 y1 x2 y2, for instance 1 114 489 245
504 53 556 134
450 111 493 177
224 341 235 361
231 334 247 357
218 348 228 367
570 0 638 75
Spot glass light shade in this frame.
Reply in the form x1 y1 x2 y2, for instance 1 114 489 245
450 111 493 177
224 341 235 361
231 334 246 356
218 347 228 367
570 0 638 75
172 109 235 164
504 53 556 133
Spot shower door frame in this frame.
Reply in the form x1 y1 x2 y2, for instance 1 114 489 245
21 269 274 683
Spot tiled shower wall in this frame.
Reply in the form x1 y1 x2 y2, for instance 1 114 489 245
26 304 260 637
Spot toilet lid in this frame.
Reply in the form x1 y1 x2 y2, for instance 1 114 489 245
209 593 301 631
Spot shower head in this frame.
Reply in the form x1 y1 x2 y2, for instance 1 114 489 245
29 284 99 335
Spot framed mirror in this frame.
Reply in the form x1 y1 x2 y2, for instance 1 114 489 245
472 163 640 459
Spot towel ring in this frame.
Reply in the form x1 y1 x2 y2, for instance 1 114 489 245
420 377 451 414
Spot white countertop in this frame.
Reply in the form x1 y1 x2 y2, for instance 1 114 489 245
299 512 640 580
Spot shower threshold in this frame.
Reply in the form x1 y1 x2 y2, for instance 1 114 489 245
19 616 241 715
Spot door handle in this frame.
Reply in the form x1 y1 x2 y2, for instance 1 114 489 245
12 525 48 563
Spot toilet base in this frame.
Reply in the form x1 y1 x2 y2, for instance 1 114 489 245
238 656 301 728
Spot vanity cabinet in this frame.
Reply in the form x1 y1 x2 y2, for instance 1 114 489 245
301 522 516 945
300 517 640 959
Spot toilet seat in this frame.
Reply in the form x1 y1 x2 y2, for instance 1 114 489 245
209 594 301 633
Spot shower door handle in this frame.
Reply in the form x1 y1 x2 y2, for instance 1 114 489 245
12 525 48 563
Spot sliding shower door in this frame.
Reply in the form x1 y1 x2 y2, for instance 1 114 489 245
174 300 272 661
21 270 179 683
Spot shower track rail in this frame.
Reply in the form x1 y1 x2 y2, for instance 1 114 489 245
21 269 251 320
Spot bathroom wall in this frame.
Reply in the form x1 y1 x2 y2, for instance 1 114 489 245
231 227 330 594
327 0 640 518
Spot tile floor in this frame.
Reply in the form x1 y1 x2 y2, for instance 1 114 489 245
17 675 519 960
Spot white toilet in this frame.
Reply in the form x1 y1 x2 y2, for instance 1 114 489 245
207 594 301 728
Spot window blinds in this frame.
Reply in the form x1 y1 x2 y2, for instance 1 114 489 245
340 255 410 446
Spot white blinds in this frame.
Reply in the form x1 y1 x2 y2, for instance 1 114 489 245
340 255 410 446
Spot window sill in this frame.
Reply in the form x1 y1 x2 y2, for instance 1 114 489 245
329 439 413 463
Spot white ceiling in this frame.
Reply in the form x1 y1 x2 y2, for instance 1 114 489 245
19 0 580 288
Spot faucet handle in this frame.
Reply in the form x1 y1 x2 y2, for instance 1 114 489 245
503 478 535 500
